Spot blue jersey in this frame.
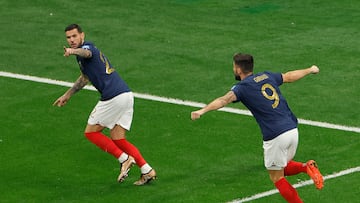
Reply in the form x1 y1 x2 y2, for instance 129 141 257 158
231 71 297 141
76 41 130 101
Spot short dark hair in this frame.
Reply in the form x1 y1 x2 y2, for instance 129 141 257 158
65 24 83 33
233 53 254 73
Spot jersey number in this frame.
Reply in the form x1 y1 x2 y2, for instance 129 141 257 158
261 83 279 108
100 52 115 74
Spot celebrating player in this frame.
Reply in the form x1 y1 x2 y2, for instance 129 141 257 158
191 53 323 202
54 24 156 185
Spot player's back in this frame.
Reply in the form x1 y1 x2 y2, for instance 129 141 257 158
232 71 297 140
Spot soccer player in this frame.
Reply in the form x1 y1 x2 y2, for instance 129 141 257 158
191 53 323 202
53 24 156 185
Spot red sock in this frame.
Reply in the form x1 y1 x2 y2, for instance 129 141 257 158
85 132 123 159
275 178 303 203
284 160 307 176
112 139 147 167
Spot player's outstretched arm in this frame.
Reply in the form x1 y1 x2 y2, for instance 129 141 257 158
191 91 237 120
53 74 89 107
63 46 92 58
282 65 319 83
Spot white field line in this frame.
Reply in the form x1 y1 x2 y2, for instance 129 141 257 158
228 166 360 203
1 71 359 134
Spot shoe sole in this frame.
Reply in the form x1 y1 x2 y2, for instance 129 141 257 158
307 161 324 190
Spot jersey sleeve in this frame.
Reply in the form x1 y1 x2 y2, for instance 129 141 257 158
230 83 242 103
81 44 91 50
267 71 283 86
80 42 95 57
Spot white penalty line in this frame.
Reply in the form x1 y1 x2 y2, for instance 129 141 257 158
0 70 359 134
228 166 360 203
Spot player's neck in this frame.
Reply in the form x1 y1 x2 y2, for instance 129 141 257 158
241 72 253 80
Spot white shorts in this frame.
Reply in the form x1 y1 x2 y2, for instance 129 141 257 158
88 92 134 130
263 128 299 170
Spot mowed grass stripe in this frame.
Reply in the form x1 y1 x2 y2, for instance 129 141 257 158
1 71 359 134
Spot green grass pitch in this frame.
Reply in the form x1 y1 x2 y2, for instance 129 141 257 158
0 0 359 202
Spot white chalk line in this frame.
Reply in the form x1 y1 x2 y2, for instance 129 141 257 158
1 71 360 201
0 71 359 134
228 166 360 203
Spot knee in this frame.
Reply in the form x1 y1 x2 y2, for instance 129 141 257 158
268 170 285 183
270 175 283 183
110 125 127 140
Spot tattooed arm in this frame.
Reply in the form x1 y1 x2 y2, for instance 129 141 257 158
63 46 92 58
53 74 89 107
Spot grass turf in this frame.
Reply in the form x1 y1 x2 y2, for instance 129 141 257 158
1 75 360 202
1 0 359 127
0 0 359 202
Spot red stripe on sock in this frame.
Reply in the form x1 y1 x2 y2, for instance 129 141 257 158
275 178 303 203
85 132 123 158
284 160 307 176
113 139 147 167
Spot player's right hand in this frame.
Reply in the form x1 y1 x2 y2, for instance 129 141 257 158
191 111 202 120
63 46 74 57
53 95 69 107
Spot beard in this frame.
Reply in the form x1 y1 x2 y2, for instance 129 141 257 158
234 75 241 81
